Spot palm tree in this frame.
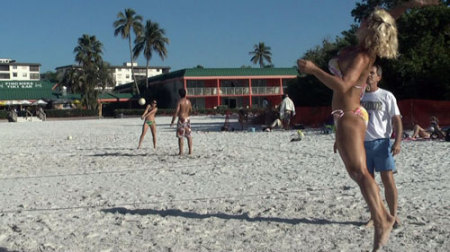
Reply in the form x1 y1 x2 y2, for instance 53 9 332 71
113 8 143 94
249 42 272 68
133 20 169 88
70 34 110 110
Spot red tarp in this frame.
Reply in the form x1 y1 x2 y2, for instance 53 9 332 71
292 99 450 129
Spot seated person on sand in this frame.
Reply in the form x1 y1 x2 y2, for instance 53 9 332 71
411 116 445 139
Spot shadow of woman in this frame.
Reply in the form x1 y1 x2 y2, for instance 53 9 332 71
101 207 364 226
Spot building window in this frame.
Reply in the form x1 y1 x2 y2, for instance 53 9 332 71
0 73 10 79
30 73 40 79
13 65 17 69
0 65 9 71
23 73 27 77
13 72 17 77
126 74 130 79
30 65 39 72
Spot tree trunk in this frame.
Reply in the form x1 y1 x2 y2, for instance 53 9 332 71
129 36 140 95
146 59 149 89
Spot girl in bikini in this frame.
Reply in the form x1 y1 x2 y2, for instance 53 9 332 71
137 100 158 149
297 1 439 250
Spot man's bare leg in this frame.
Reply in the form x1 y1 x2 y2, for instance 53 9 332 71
178 137 184 155
381 171 399 227
187 136 193 155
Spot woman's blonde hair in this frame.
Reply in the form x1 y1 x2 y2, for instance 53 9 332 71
363 9 398 59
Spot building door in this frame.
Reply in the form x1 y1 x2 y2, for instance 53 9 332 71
222 98 237 109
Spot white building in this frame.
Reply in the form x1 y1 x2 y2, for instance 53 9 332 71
56 62 170 87
0 58 41 80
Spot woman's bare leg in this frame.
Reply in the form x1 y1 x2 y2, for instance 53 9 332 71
336 114 395 251
412 125 430 138
187 136 193 155
150 124 157 149
137 123 148 149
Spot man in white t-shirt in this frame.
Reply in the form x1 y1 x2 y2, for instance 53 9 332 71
279 94 296 130
361 64 403 228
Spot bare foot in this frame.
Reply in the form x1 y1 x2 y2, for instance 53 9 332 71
366 216 399 229
373 214 395 251
393 216 400 229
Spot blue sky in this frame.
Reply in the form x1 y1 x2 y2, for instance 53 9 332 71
1 0 359 72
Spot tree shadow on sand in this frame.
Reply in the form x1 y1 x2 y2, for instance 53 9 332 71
101 207 364 226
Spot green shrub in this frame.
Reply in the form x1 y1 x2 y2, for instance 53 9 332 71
45 109 98 118
0 110 8 119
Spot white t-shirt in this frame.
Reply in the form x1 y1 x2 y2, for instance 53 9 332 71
361 88 401 141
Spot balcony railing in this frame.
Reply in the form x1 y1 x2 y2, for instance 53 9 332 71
220 87 250 95
252 86 281 95
186 86 281 96
187 87 218 96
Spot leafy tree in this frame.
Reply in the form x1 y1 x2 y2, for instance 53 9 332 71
40 71 58 83
379 5 450 100
289 1 449 106
351 1 449 100
351 0 449 22
133 20 169 89
114 8 143 94
249 42 272 68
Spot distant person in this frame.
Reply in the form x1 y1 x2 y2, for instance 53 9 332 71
238 108 249 130
36 107 46 121
137 100 158 149
411 116 445 139
279 94 295 129
7 107 18 122
262 98 272 125
170 89 193 155
25 107 33 120
361 64 402 228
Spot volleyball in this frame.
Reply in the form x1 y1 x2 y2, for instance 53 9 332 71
138 98 146 106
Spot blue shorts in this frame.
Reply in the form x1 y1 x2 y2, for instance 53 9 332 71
364 138 396 174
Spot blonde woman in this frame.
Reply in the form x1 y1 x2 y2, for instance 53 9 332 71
137 100 158 149
297 0 439 250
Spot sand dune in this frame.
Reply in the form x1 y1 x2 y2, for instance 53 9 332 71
0 116 449 251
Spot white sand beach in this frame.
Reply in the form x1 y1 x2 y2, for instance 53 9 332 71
0 116 449 252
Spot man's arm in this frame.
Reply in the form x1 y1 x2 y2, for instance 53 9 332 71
391 115 403 156
170 102 180 127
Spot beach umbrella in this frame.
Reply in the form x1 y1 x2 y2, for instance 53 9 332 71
32 99 48 105
19 100 32 105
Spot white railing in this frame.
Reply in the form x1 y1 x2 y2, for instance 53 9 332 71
187 87 217 96
187 86 281 96
219 87 250 95
251 86 280 94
